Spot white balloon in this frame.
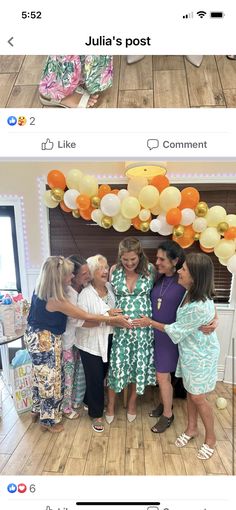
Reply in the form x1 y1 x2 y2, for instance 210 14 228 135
63 189 80 210
150 218 161 233
118 189 129 201
91 208 103 226
181 208 196 226
157 214 173 236
193 217 207 233
100 193 121 217
227 254 236 274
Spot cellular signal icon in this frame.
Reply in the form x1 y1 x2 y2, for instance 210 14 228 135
183 12 194 19
197 10 207 18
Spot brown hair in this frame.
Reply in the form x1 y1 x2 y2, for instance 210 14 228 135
117 237 149 275
185 253 215 302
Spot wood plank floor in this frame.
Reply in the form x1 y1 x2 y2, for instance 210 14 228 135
0 55 236 108
0 380 234 475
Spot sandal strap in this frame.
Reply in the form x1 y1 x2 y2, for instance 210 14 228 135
176 432 192 446
197 443 214 459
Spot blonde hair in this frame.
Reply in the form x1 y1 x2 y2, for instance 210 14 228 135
35 256 74 301
117 237 149 275
86 254 108 279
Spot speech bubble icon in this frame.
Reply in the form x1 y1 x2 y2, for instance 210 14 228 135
147 138 159 150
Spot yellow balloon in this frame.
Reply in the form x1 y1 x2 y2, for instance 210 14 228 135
91 196 101 208
72 210 80 218
195 201 208 217
226 214 236 227
121 196 141 219
217 222 229 234
43 190 59 208
113 214 131 232
214 239 235 259
51 187 64 202
101 216 113 229
79 175 98 197
150 203 162 216
139 209 151 221
66 168 83 190
200 227 221 249
173 225 184 238
206 206 227 227
219 257 229 267
159 186 181 212
138 185 159 209
140 221 150 232
127 176 148 197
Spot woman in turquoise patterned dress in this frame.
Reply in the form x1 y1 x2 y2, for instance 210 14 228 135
106 237 156 423
39 55 113 107
135 253 220 460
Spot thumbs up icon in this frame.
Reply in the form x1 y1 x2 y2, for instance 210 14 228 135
41 138 54 150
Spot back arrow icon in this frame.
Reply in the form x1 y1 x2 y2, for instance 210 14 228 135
8 37 14 47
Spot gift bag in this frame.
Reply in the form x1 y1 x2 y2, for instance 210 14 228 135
10 350 33 413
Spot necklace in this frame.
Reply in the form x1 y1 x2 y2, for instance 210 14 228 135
157 276 175 310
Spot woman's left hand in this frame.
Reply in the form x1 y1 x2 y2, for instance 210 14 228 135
199 317 219 334
132 315 151 328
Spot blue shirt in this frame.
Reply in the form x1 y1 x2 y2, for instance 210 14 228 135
27 293 67 335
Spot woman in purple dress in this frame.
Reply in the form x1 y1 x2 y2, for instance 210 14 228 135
146 241 218 434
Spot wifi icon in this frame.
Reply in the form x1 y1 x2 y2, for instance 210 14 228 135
197 10 207 18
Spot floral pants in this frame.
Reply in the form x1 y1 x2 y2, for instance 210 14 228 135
39 55 113 100
62 346 86 413
24 329 64 426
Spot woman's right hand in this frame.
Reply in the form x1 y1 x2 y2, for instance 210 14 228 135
109 315 133 328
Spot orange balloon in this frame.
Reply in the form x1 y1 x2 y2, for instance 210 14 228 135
199 244 214 253
173 225 195 248
47 170 66 190
76 194 90 211
166 207 182 226
151 175 170 192
180 187 200 209
60 200 72 213
80 206 94 220
224 227 236 240
110 188 120 195
132 216 141 230
98 184 111 198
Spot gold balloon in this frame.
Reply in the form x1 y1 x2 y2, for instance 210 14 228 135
51 187 64 202
195 201 208 217
140 221 150 232
101 216 113 229
91 195 101 208
173 225 184 237
217 221 229 234
193 232 200 241
72 210 80 218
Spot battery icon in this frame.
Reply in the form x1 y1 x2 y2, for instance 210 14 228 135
210 12 224 18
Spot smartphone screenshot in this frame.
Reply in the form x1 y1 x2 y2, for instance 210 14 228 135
0 2 235 509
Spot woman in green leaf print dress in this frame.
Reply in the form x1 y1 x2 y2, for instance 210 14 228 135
106 237 156 423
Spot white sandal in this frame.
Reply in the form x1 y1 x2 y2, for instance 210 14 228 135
197 443 215 460
63 410 80 420
175 432 194 447
39 86 97 108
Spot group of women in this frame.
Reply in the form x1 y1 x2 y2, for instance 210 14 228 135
25 237 219 461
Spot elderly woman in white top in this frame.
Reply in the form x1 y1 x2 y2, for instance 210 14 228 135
75 254 117 432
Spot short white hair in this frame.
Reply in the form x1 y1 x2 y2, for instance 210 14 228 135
86 254 108 279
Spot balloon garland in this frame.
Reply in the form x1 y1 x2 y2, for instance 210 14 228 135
44 168 236 275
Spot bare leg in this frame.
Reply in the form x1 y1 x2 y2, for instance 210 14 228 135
189 393 216 448
157 372 173 417
185 392 199 437
127 383 137 414
106 387 116 416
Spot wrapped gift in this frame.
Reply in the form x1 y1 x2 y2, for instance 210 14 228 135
0 303 16 336
10 350 33 413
